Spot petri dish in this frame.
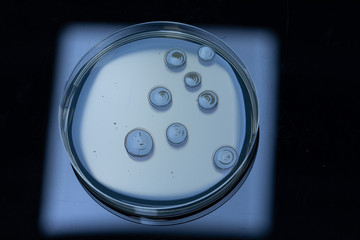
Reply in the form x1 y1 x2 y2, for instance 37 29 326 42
59 21 259 225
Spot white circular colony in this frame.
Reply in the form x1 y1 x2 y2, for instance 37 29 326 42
198 90 218 111
165 49 186 68
184 72 201 88
166 123 188 145
149 87 172 108
125 129 153 157
213 146 238 169
198 46 215 61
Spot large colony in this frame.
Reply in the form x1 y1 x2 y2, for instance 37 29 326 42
124 46 237 169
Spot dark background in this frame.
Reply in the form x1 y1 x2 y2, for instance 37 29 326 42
1 1 359 239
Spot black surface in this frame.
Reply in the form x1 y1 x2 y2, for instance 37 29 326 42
2 1 359 239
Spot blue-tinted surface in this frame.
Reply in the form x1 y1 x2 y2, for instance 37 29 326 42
39 23 278 238
70 35 246 200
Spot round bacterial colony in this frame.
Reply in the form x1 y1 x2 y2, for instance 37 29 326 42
60 22 258 225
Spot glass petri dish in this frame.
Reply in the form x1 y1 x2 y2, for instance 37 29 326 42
59 21 259 225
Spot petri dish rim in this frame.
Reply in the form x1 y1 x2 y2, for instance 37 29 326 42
59 21 259 225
